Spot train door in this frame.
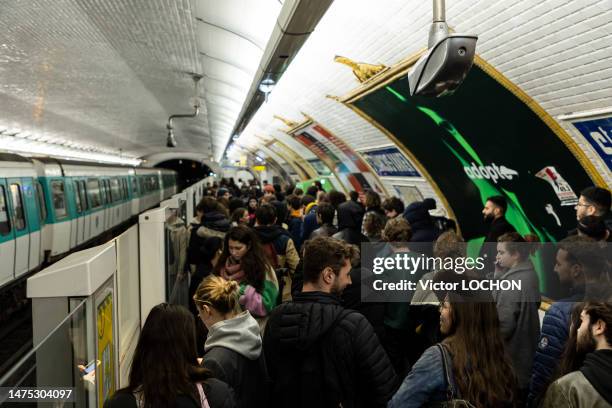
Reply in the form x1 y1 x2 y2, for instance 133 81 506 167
104 179 113 230
87 178 103 238
34 181 46 268
21 178 41 273
67 181 77 249
130 176 139 217
79 180 90 243
73 180 85 245
7 179 30 277
0 180 15 286
100 179 109 231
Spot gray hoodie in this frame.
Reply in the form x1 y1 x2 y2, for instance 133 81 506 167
204 310 262 360
203 311 266 407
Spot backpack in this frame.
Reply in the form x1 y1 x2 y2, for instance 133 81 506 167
262 241 280 269
261 240 289 305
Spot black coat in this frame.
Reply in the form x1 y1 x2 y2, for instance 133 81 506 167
263 291 397 408
203 347 268 408
484 216 516 242
103 379 235 408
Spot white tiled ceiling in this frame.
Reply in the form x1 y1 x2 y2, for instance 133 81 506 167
0 0 610 184
0 0 280 161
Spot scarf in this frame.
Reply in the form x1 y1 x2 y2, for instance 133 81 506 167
580 349 612 404
220 258 246 282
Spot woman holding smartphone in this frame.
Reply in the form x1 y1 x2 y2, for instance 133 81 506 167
103 303 234 408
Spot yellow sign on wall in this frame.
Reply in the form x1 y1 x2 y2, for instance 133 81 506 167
252 165 266 172
97 293 115 407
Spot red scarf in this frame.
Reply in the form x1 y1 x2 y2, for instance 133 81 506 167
220 258 246 282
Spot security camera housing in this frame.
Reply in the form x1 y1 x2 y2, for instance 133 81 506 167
408 33 478 97
166 131 177 148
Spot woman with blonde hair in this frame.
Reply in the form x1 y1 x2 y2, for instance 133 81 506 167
194 275 268 408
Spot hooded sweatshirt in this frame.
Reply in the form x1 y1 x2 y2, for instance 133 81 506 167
203 311 267 408
332 200 368 245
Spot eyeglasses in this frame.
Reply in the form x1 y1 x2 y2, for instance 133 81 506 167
575 203 593 208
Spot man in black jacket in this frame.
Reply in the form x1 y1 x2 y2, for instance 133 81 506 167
482 195 516 242
263 237 397 408
481 195 516 275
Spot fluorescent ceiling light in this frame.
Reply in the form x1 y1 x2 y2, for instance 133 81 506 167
0 133 141 166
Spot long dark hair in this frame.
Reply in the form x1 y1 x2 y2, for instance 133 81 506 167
214 225 271 292
124 303 211 407
443 296 518 407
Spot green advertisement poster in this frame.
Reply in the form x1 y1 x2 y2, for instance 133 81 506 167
349 63 596 294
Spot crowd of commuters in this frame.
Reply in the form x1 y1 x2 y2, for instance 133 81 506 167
105 178 611 408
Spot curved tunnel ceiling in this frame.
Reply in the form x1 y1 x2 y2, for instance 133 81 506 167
0 0 609 183
236 0 612 191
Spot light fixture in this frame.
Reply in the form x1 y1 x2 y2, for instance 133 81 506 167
259 77 275 102
166 129 177 148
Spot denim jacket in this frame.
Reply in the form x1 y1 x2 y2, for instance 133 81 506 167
388 345 455 408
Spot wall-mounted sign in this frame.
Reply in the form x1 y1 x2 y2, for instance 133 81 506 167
393 185 423 205
291 122 386 194
572 117 612 171
348 61 596 296
307 158 332 176
252 165 266 172
96 291 115 407
265 139 316 180
361 147 420 177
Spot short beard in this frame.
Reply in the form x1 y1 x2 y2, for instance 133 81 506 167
330 281 344 296
577 329 597 355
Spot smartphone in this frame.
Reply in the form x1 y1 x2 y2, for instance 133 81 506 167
84 360 98 374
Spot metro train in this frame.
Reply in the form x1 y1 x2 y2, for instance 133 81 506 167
0 153 177 289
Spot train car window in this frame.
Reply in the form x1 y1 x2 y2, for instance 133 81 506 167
104 180 112 204
79 181 88 210
139 177 146 194
74 181 83 213
87 178 102 208
131 177 138 195
121 179 127 199
51 181 67 220
0 186 11 235
110 178 121 202
35 182 47 223
10 184 27 230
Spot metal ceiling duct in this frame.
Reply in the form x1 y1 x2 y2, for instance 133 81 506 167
225 0 334 156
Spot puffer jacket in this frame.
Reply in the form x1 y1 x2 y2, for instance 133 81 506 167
263 291 397 408
528 297 580 405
